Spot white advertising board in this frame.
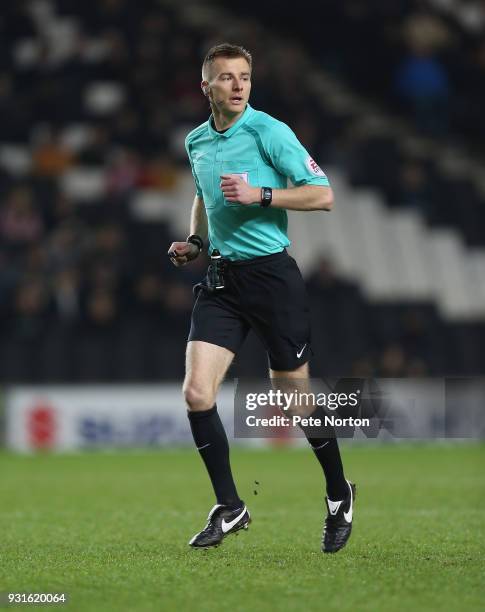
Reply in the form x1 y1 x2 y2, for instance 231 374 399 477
5 384 241 452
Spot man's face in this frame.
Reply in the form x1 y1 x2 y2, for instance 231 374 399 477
202 57 251 113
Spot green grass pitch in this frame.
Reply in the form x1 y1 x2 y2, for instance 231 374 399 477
0 445 484 611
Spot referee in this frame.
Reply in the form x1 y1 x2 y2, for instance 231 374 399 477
168 43 356 553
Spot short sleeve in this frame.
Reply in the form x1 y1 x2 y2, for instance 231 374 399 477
185 137 203 197
265 122 330 187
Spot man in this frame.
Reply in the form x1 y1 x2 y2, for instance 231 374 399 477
168 43 355 553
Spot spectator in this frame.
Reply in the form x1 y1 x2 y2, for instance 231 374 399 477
395 11 453 135
0 186 44 250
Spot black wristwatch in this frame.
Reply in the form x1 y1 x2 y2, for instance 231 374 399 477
186 234 204 252
260 187 273 208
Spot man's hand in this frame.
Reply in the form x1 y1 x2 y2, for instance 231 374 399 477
168 241 200 267
220 175 260 205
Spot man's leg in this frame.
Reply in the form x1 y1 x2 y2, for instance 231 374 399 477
184 340 250 548
184 340 241 507
269 362 348 500
269 361 355 553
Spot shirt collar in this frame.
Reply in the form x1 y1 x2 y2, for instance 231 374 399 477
207 103 254 139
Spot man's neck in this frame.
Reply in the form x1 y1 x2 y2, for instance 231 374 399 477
211 106 246 131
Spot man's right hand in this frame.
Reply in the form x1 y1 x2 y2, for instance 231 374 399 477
167 241 200 267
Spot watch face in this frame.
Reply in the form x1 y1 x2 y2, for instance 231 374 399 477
261 188 272 207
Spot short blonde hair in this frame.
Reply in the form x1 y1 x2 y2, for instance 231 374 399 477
202 43 252 80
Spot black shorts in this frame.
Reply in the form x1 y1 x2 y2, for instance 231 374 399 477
188 250 311 371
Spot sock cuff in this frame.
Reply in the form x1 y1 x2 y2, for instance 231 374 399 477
226 499 244 511
187 404 217 421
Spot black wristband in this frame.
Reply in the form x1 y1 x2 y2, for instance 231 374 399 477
260 187 272 208
186 234 203 252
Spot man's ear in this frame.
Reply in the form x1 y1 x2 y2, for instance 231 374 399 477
201 81 210 97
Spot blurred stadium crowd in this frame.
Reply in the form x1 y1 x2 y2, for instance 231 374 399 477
0 0 484 383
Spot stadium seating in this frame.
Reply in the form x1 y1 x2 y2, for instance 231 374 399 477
1 0 484 382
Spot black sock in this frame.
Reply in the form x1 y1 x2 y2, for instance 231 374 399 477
302 407 348 500
188 405 242 508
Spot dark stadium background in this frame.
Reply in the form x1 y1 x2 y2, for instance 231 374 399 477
0 2 484 611
1 0 484 384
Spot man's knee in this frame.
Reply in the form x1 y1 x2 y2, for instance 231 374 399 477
270 365 313 418
183 381 215 412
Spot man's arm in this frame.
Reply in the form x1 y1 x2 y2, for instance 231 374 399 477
168 195 208 267
220 176 334 212
189 195 208 238
224 118 334 211
268 185 333 211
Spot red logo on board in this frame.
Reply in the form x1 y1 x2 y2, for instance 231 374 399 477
28 403 56 449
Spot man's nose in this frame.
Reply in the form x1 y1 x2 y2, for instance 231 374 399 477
233 80 243 90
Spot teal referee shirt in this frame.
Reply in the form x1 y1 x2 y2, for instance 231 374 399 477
185 103 330 260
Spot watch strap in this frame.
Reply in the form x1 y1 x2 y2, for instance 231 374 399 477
186 234 204 252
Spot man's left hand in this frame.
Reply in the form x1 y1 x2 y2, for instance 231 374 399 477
220 175 260 205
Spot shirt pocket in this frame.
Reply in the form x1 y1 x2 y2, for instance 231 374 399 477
220 160 259 208
193 161 215 208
